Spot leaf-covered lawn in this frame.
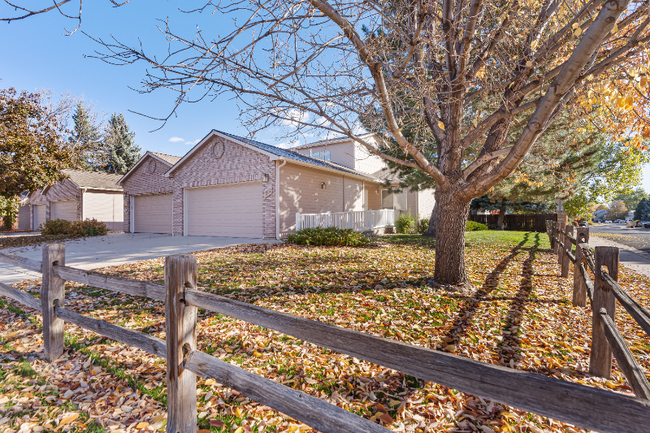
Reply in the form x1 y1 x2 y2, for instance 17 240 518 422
0 235 76 251
591 232 650 252
1 232 650 433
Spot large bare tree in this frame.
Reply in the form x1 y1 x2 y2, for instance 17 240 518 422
8 0 648 286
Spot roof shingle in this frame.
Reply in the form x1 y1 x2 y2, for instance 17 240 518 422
62 169 123 191
215 130 377 180
150 152 182 166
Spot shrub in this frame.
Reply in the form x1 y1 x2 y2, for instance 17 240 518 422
71 219 108 237
286 227 370 246
466 220 488 231
40 218 108 237
40 218 73 235
395 212 416 234
418 218 430 234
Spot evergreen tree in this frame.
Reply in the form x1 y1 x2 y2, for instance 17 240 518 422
103 113 142 174
69 102 105 171
635 198 649 221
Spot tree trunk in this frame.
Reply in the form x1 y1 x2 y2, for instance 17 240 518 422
496 202 506 230
423 203 438 237
434 188 471 286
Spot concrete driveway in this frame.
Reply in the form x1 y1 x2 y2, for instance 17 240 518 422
0 233 278 284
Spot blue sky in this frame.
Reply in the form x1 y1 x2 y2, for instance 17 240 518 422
2 1 649 196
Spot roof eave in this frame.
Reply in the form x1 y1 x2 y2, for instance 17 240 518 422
118 151 174 185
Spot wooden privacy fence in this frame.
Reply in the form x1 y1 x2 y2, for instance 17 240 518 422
469 213 556 232
2 245 650 432
546 220 650 399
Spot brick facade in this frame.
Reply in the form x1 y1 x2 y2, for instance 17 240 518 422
169 136 276 238
120 154 176 233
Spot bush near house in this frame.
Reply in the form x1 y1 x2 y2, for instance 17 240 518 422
466 221 489 231
395 212 416 234
286 227 370 246
40 218 108 237
418 218 430 234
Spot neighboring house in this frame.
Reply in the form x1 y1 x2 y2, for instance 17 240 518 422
27 169 124 231
593 209 609 221
118 130 436 239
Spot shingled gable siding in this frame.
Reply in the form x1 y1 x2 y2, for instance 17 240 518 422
170 136 276 238
120 154 176 232
28 180 81 230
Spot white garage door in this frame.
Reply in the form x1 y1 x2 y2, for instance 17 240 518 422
51 200 77 221
33 205 46 230
186 183 263 238
133 194 173 234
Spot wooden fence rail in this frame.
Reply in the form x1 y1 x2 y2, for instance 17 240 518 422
3 243 650 432
546 221 650 401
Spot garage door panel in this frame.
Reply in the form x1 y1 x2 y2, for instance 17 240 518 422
186 183 263 238
51 200 77 221
33 205 46 230
134 194 172 234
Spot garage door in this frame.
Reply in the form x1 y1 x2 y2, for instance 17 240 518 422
133 194 173 234
51 200 77 221
33 205 46 230
186 182 263 237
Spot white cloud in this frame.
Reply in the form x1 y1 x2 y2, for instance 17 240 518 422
279 109 311 127
276 140 299 149
169 136 185 143
185 139 200 146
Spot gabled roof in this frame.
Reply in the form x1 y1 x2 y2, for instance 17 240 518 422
117 151 181 185
150 151 182 166
52 169 123 191
165 129 380 181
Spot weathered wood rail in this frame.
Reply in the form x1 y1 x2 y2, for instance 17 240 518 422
3 243 650 432
546 221 650 400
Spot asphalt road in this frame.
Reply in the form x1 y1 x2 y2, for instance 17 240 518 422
588 222 650 252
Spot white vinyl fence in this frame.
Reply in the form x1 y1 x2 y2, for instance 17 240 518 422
296 209 401 232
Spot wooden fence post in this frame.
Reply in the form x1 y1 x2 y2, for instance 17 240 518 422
561 225 573 278
573 227 589 307
557 218 566 266
42 244 66 362
165 254 198 433
551 222 558 254
589 246 619 379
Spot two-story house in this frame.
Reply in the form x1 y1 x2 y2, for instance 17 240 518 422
118 130 435 238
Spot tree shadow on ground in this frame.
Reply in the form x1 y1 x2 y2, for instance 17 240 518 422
438 233 531 347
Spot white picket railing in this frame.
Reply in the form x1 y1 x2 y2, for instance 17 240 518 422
296 209 401 232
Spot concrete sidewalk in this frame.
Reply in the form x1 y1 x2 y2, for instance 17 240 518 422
0 232 278 284
589 235 650 278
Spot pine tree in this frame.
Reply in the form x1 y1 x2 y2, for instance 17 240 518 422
635 198 649 221
69 102 105 171
103 113 142 175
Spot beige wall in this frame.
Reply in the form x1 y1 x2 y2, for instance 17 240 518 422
296 142 355 168
366 186 382 210
344 178 364 211
418 189 436 219
279 163 378 235
354 142 388 175
28 180 80 230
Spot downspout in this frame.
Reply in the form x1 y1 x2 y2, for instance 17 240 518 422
81 188 87 220
276 159 287 240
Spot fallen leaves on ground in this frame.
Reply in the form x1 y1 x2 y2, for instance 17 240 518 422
0 235 75 251
1 232 649 433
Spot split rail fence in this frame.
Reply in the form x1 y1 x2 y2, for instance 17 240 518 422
546 220 650 399
2 244 650 433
